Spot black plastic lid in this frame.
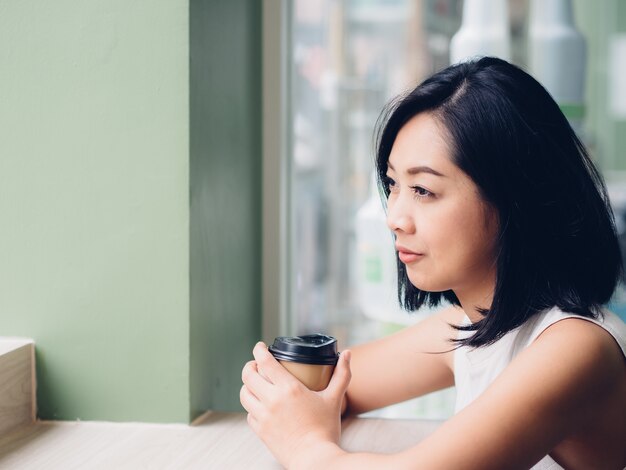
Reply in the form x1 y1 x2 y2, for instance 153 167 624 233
268 334 339 365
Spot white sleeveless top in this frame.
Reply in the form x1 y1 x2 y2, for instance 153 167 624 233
454 307 626 469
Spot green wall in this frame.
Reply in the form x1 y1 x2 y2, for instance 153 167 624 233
189 0 262 416
0 0 262 422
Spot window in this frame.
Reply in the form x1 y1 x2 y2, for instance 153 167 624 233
264 0 626 420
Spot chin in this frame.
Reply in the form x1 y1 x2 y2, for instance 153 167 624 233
405 268 453 293
406 275 447 293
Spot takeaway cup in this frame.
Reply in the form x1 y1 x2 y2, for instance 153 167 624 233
268 334 339 391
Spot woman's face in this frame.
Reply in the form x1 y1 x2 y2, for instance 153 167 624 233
385 113 499 303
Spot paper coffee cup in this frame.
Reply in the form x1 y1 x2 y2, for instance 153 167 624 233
268 334 339 391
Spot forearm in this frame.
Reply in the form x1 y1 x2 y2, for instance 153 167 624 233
292 440 400 470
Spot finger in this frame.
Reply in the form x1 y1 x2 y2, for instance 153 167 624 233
242 360 273 400
240 384 263 417
325 350 352 399
241 360 256 383
252 341 297 385
243 359 274 385
246 411 261 435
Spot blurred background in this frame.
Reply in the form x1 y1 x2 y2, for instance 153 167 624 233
283 0 626 419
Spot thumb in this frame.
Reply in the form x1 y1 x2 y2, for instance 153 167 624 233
326 350 352 398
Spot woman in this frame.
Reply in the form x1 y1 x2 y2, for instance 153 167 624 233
240 57 626 469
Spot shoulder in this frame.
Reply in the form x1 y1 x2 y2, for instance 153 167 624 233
494 314 625 439
477 316 620 436
517 307 626 371
534 312 625 370
393 315 625 468
529 315 625 395
462 313 624 433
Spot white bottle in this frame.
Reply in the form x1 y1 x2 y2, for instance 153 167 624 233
450 0 511 64
528 0 586 134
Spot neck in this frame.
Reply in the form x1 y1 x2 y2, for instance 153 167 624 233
454 273 496 323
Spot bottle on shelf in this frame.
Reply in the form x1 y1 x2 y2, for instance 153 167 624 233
528 0 587 135
450 0 511 64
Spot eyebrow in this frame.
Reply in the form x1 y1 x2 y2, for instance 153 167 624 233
387 161 446 177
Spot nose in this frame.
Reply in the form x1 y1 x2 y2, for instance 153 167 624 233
386 195 415 234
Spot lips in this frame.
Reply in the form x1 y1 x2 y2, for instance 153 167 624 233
395 244 424 264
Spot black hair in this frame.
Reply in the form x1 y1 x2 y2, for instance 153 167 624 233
374 57 623 348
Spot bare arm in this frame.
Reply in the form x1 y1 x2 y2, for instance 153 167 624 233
302 318 623 469
342 305 464 416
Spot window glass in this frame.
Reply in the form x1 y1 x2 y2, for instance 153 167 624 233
287 0 626 419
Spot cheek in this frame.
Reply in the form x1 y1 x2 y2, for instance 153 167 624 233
422 207 471 251
451 209 498 268
404 197 498 291
427 204 498 269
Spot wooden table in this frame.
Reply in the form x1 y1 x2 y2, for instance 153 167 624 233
0 413 442 469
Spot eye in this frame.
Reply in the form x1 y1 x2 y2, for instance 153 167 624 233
383 175 398 194
410 185 434 200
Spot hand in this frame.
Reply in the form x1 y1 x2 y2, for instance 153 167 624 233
240 342 352 468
